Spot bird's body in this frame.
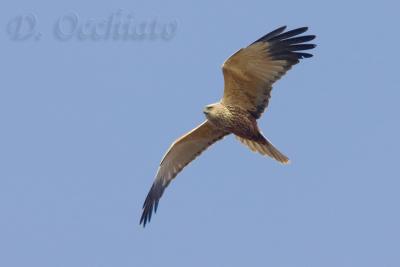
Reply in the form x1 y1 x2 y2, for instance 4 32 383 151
205 103 258 140
140 26 316 226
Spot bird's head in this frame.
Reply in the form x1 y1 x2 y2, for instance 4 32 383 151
203 103 218 117
203 103 225 123
203 104 213 114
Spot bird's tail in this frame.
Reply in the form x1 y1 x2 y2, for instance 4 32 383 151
236 134 290 164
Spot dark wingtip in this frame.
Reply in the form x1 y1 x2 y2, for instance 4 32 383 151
308 35 316 41
256 26 316 62
296 26 308 33
140 185 154 227
139 201 152 227
269 26 288 36
251 25 287 45
139 180 166 227
297 52 314 58
275 25 288 32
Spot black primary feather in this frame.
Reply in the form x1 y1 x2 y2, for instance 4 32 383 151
140 179 168 227
252 26 316 62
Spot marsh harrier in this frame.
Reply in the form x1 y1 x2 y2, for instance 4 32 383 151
140 26 316 226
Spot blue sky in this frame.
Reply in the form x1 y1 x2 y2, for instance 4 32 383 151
1 0 399 266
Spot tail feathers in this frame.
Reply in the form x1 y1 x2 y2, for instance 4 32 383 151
236 135 290 164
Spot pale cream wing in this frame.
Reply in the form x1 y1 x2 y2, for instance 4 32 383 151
222 26 316 119
140 120 228 226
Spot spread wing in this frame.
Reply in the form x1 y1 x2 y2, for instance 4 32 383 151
140 120 228 226
221 26 316 119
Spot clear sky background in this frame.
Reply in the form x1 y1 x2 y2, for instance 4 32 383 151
1 0 399 266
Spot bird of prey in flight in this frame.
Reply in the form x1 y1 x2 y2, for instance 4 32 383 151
140 26 316 226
